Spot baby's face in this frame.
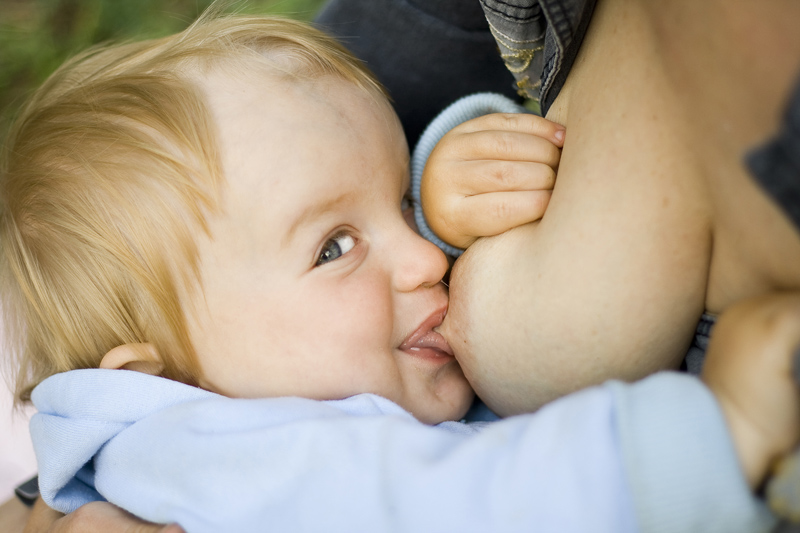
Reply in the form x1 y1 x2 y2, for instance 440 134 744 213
187 68 473 424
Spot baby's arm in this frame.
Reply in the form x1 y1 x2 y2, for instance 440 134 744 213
420 112 564 250
28 376 777 533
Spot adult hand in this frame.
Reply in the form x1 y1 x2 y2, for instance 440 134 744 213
702 292 800 489
23 498 183 533
420 113 564 249
0 496 31 533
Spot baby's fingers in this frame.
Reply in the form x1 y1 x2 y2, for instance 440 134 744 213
447 190 552 249
458 160 556 195
454 113 566 148
456 130 562 169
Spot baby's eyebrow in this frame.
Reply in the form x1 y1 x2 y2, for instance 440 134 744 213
283 191 356 247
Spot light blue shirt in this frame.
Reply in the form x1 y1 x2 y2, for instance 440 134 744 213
30 369 772 533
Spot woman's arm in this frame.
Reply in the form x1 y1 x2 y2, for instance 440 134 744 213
21 497 181 533
0 496 30 533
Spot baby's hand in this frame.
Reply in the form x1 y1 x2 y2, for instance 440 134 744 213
702 293 800 489
420 113 565 249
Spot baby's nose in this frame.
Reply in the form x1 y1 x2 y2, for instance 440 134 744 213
394 230 449 292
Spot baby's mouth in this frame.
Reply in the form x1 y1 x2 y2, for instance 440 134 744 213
399 308 454 361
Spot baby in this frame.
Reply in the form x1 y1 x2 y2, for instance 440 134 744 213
1 12 473 425
0 11 795 533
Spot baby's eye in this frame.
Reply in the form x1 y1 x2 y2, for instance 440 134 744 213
316 232 356 266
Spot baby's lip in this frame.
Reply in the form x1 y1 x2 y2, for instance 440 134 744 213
399 307 454 357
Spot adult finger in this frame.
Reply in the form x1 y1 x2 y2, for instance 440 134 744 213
451 113 566 147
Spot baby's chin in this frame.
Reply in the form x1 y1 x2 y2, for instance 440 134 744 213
401 363 475 425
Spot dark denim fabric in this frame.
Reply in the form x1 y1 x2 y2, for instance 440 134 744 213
683 313 715 375
479 0 597 115
747 75 800 233
315 0 596 134
315 0 520 147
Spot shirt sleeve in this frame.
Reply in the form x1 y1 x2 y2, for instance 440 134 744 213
610 372 776 533
410 92 530 258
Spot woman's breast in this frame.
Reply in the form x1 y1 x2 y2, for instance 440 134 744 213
441 0 714 414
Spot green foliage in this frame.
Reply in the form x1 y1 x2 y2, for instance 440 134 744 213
0 0 326 137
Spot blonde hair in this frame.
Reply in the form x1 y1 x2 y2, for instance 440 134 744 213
0 11 385 403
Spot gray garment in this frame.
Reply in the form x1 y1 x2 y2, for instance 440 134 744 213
315 0 520 147
479 0 597 115
315 0 597 140
683 313 715 375
747 75 800 232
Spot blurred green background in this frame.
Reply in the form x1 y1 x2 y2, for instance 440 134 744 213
0 0 327 139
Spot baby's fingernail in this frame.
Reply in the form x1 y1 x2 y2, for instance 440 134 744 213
554 129 565 142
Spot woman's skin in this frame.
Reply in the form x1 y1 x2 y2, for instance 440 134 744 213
0 498 30 533
10 0 800 530
439 0 800 416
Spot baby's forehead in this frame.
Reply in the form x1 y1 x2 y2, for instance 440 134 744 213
198 67 406 207
197 64 397 142
204 65 401 145
197 53 388 106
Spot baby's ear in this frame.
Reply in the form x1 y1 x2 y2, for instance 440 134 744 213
99 343 164 376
